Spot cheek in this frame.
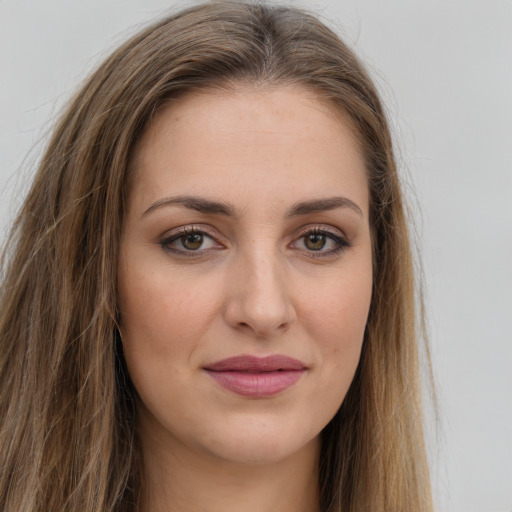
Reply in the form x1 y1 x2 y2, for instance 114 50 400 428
299 261 372 396
117 262 222 371
117 262 226 428
304 266 372 345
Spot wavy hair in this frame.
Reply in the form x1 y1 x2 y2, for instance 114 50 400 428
0 2 434 511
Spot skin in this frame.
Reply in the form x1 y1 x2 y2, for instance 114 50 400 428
118 85 373 512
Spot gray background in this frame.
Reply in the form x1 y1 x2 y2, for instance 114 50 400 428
1 1 511 510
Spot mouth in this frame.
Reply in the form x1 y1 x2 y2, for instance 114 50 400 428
202 355 307 397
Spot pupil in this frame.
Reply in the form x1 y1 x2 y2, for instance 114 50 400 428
306 234 326 250
183 233 203 250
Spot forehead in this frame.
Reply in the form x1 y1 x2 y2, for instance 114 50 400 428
129 85 369 219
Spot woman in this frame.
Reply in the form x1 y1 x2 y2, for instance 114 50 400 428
0 1 434 511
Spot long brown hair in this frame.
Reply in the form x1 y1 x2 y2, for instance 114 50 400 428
0 2 434 511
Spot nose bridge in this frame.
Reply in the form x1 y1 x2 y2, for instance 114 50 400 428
247 245 284 305
224 239 295 337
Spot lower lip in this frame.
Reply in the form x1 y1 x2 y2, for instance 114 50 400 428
204 370 305 397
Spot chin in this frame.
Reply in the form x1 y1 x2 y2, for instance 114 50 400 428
194 415 321 466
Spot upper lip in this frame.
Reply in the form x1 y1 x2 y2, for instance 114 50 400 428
203 355 307 372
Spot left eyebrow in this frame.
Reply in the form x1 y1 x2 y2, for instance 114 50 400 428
286 196 364 218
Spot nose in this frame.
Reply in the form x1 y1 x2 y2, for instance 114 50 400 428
223 249 296 338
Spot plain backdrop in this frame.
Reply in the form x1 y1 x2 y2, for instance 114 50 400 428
1 1 511 511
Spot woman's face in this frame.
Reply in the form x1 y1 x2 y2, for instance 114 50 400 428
118 85 373 465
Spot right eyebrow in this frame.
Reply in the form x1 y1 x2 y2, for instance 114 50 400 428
141 195 236 218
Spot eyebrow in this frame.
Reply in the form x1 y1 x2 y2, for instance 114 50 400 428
142 195 235 217
142 195 363 219
286 196 363 218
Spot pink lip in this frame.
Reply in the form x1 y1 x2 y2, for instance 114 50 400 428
203 355 307 397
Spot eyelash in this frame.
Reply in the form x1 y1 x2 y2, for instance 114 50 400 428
159 225 350 258
159 226 220 255
292 227 350 257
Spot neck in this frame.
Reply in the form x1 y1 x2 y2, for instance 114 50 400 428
138 426 321 512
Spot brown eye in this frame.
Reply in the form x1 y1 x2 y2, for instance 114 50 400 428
181 232 203 250
291 228 349 257
160 228 221 255
304 233 326 251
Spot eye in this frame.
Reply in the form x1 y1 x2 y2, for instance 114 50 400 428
292 228 349 256
159 227 221 254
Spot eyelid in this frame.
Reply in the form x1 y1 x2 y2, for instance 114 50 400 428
290 224 350 257
159 224 225 255
161 224 217 239
294 223 347 240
